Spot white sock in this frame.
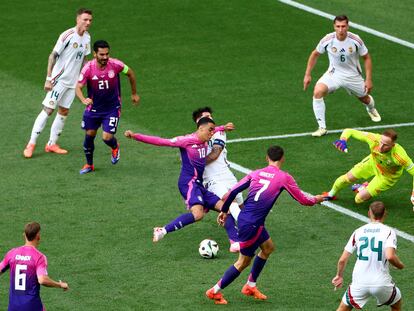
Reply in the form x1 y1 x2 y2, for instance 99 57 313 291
213 284 221 294
247 281 256 287
29 110 49 144
365 95 375 111
229 203 240 220
312 97 326 128
48 113 67 145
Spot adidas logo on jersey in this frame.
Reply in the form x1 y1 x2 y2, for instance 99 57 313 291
92 75 98 80
191 144 198 148
340 48 345 52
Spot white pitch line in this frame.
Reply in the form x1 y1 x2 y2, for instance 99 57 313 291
227 122 414 143
228 161 414 243
278 0 414 49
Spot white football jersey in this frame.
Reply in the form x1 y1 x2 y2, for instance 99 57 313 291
316 31 368 77
345 222 397 287
51 27 91 88
204 130 231 180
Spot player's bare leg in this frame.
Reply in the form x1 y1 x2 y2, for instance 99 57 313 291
312 83 329 137
355 188 372 204
359 95 381 122
336 301 352 311
390 299 402 311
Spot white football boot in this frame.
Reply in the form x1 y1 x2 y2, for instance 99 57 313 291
153 227 166 242
311 127 327 137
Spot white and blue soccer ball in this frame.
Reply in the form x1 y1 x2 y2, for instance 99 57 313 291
198 239 219 259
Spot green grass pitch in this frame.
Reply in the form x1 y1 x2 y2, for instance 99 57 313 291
0 1 413 310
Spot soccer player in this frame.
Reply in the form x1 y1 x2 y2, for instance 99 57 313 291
0 222 69 311
303 15 380 137
125 118 228 242
206 146 323 304
323 128 414 206
332 201 404 311
23 8 93 158
192 107 243 251
76 40 140 174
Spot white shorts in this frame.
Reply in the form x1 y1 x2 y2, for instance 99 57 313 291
317 71 367 97
42 81 75 109
204 172 244 206
342 284 401 309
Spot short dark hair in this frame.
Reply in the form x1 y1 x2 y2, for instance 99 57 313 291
334 15 349 24
93 40 110 52
24 222 41 241
192 107 213 123
267 145 284 162
382 129 398 142
197 117 215 128
77 8 93 16
369 201 386 220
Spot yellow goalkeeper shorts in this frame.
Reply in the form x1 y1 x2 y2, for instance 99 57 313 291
350 156 397 197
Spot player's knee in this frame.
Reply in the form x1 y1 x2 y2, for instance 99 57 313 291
58 107 69 116
43 107 54 116
192 209 204 221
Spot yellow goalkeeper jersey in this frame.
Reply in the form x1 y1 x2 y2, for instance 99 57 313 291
341 129 414 183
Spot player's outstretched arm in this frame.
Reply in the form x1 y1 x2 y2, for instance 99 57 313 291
38 275 69 291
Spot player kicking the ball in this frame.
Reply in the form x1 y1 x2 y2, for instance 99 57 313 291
322 128 414 207
303 15 380 137
206 146 323 304
76 40 140 174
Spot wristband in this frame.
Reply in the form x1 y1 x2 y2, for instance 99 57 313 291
46 77 52 81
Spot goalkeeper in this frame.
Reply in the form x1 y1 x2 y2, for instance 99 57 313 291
323 128 414 206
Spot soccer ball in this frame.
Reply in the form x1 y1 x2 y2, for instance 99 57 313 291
198 239 219 259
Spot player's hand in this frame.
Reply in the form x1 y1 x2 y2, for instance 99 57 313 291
224 122 235 132
331 275 343 290
59 280 69 291
365 79 373 94
314 195 324 203
44 80 53 91
333 139 348 153
124 130 135 139
217 212 227 226
82 98 93 106
411 191 414 208
131 94 140 106
303 74 312 91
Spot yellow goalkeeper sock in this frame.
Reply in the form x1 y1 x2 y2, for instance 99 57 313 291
329 174 351 196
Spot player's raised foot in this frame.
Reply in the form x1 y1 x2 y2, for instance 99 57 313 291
79 164 94 175
321 191 337 201
311 127 327 137
111 144 120 164
351 182 369 193
367 108 381 122
241 284 267 300
45 143 68 154
206 288 228 305
229 241 240 253
153 227 166 242
23 143 36 158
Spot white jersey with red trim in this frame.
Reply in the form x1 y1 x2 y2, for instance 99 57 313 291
345 222 397 287
51 27 91 88
204 130 231 180
316 31 368 77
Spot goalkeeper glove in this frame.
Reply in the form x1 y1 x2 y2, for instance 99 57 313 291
333 139 348 153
